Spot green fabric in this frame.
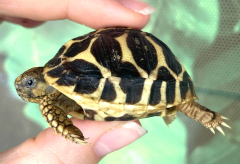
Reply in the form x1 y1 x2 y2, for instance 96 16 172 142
1 1 239 163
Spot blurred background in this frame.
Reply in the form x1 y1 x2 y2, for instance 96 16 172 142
0 0 240 163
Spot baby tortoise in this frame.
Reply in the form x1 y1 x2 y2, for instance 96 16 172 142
15 28 230 145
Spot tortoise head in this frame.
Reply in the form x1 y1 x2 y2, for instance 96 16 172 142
15 67 55 103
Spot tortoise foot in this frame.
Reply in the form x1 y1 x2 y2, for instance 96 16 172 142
62 125 89 145
204 114 231 135
40 95 89 145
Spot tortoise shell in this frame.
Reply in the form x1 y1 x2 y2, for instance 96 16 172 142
43 27 197 121
15 27 229 144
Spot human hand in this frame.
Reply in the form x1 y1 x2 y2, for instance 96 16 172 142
0 0 155 163
0 119 147 163
0 0 155 29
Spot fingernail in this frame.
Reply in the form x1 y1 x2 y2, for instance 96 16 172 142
118 0 155 15
94 122 147 157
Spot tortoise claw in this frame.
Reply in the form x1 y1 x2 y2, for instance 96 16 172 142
221 116 228 120
74 138 90 145
63 125 89 145
204 114 230 135
216 126 225 135
209 128 215 134
221 122 231 129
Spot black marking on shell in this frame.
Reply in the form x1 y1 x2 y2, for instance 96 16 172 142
166 81 176 104
100 78 116 102
46 65 65 78
149 80 162 105
90 34 122 73
72 34 88 41
105 114 136 121
119 78 145 104
180 71 194 99
64 38 92 57
187 80 194 97
97 28 126 38
127 30 157 74
84 110 97 120
72 32 95 41
180 81 188 100
157 66 175 80
115 62 140 77
146 33 182 75
53 46 66 59
74 76 101 94
64 59 102 76
55 72 78 86
146 112 161 118
46 58 62 68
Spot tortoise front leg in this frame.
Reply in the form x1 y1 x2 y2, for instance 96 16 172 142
40 96 88 145
177 101 231 134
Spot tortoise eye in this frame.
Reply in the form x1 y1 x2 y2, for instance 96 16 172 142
27 80 33 86
26 78 35 88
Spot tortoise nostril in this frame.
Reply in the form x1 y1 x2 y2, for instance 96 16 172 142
16 87 22 93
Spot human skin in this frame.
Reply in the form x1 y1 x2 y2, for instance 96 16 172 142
0 0 153 29
0 0 155 163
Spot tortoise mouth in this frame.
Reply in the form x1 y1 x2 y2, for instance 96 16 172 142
15 83 41 103
15 87 30 102
17 92 41 103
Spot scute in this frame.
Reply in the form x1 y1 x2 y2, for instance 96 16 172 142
146 33 182 76
100 78 117 102
105 114 136 121
119 77 145 104
149 80 162 105
166 81 176 104
64 39 92 58
56 72 78 86
46 58 62 68
74 76 102 94
157 66 175 80
97 28 126 38
46 65 65 78
126 30 158 74
90 34 122 72
53 46 66 59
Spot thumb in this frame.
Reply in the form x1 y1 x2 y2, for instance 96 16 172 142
0 119 147 163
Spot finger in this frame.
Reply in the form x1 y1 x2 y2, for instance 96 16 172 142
0 0 155 29
0 18 3 25
2 16 44 28
0 119 147 163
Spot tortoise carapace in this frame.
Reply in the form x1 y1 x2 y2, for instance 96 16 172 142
15 28 230 144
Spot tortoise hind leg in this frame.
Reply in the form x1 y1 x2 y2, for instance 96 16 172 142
40 96 88 145
176 101 231 134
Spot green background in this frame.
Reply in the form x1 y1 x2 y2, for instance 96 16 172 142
0 0 240 163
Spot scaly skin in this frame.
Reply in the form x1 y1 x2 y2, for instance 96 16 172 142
176 101 231 134
40 95 88 144
15 67 88 144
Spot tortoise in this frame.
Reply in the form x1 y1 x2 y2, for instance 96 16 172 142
15 27 230 145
